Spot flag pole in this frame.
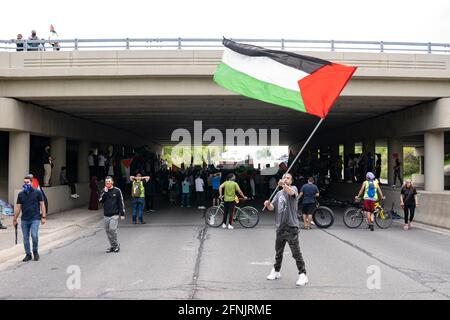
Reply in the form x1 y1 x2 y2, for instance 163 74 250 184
262 117 325 211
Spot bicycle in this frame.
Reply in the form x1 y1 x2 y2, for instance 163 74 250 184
299 199 335 229
343 198 393 229
205 198 260 228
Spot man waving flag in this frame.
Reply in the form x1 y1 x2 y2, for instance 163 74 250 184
214 38 357 118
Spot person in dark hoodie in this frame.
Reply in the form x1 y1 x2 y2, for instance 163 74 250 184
99 176 125 253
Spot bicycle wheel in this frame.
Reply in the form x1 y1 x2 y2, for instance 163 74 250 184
375 209 393 229
343 207 364 228
312 206 335 229
205 206 224 227
238 206 260 228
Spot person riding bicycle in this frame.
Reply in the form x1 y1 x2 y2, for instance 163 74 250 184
219 173 247 230
355 172 385 231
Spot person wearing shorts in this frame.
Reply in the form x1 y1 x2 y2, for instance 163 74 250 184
356 172 385 231
299 177 319 230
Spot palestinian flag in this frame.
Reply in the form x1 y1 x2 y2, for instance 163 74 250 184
214 39 357 118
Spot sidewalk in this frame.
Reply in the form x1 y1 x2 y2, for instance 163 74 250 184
0 207 103 266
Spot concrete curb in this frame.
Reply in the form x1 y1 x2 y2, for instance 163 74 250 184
392 219 450 236
0 213 103 268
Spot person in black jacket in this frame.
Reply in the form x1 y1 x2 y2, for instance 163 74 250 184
99 176 125 253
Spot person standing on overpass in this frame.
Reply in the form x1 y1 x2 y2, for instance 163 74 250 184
99 176 125 253
264 173 308 286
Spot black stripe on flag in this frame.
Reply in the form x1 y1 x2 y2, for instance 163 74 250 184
223 38 331 75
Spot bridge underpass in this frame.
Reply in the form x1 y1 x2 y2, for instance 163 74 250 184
17 95 429 146
1 48 450 228
1 43 450 300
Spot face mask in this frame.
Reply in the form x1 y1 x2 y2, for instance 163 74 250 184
105 182 113 189
23 184 32 192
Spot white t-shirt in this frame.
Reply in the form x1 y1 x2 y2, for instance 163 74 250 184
98 155 106 167
195 178 204 192
88 155 94 166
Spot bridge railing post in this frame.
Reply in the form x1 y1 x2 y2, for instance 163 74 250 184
380 41 384 53
74 38 78 50
428 42 432 54
331 40 335 52
178 37 182 49
126 38 130 50
281 38 285 50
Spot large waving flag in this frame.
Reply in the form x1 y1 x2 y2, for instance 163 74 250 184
214 39 357 118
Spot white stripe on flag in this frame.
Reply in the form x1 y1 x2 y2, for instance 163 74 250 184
222 48 309 92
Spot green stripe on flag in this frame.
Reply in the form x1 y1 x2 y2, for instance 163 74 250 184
214 62 307 113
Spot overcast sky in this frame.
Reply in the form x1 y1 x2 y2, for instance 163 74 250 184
1 0 449 42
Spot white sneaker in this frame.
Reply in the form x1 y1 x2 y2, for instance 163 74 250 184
70 194 77 199
296 273 309 286
228 224 234 230
222 223 227 229
266 268 281 280
209 217 215 225
197 206 202 209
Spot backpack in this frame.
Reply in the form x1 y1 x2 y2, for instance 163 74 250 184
367 180 376 199
132 181 142 198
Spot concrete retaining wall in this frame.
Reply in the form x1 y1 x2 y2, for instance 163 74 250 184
14 183 90 215
329 182 450 229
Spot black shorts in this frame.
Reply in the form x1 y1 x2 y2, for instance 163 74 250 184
302 203 315 215
212 189 220 198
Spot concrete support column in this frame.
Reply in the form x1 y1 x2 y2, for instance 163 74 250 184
388 138 403 186
8 132 30 204
424 130 444 192
51 137 66 186
77 141 90 183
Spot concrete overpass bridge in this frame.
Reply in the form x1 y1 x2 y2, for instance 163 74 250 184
1 38 450 227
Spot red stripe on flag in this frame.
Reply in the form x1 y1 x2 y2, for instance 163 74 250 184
298 63 357 118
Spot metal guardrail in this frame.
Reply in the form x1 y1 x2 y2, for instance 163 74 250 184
0 38 449 54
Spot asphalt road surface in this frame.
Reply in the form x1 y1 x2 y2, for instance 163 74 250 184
0 198 449 300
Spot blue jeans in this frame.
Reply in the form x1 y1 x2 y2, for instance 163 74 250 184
132 198 145 222
181 193 190 206
21 219 40 255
